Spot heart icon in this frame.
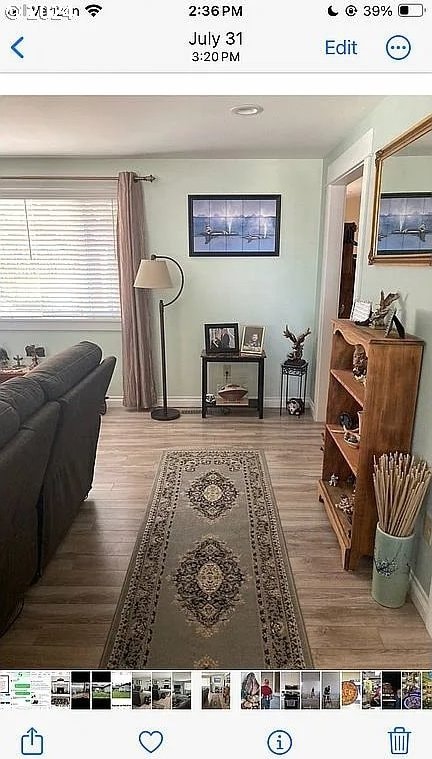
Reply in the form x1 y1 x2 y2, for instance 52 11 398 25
139 731 164 754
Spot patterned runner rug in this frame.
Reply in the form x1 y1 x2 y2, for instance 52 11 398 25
102 449 312 669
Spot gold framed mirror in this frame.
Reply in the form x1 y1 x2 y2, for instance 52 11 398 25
369 113 432 265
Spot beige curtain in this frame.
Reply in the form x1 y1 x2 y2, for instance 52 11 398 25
117 172 156 410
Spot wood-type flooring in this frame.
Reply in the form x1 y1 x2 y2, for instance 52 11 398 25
0 408 430 668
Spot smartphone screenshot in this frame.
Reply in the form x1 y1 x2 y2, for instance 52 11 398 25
0 2 431 758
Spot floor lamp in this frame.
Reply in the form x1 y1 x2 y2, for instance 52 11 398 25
134 254 184 421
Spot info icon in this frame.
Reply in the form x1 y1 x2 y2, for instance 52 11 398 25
267 730 293 756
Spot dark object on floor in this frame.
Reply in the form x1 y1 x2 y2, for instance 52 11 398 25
287 398 304 416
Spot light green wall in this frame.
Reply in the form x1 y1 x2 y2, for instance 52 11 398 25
324 96 432 596
382 155 432 193
0 157 324 401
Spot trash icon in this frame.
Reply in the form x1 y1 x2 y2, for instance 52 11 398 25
388 727 411 755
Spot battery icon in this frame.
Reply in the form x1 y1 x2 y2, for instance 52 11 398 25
398 3 424 15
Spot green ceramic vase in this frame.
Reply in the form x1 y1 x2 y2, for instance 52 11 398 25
371 525 415 608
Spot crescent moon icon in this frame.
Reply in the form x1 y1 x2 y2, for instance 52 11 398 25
328 5 339 15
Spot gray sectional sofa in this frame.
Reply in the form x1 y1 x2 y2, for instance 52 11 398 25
0 341 116 635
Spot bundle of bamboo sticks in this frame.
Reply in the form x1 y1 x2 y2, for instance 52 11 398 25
373 452 432 537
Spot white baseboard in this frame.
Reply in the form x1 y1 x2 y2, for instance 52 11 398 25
309 397 316 419
106 396 124 407
410 572 432 637
148 395 312 408
108 396 314 410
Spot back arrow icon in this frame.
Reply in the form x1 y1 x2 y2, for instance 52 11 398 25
11 36 24 58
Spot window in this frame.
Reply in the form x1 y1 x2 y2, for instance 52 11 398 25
0 194 120 320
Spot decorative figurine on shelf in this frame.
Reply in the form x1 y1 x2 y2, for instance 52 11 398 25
339 411 357 430
336 494 354 517
369 291 400 329
13 354 24 368
352 343 368 383
0 347 9 368
283 325 311 365
25 344 46 367
329 473 339 487
343 428 361 448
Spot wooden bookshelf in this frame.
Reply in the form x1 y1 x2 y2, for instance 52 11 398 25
330 369 365 407
319 319 424 570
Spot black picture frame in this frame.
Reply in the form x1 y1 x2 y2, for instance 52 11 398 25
377 192 432 257
189 194 281 257
204 323 239 354
385 308 406 339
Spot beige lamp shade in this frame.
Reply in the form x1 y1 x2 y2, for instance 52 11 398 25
134 258 173 290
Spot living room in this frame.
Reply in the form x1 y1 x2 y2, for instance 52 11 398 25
0 95 431 670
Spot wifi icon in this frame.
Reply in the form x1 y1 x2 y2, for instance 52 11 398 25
85 3 102 16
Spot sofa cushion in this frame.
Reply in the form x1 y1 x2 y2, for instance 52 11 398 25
0 400 20 447
30 341 102 400
0 377 45 423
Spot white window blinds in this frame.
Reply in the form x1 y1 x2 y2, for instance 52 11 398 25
0 195 120 319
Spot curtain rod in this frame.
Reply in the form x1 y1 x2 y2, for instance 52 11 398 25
0 174 156 182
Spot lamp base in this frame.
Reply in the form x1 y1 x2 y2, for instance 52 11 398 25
151 406 181 421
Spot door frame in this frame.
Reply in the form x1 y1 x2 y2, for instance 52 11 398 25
313 129 374 422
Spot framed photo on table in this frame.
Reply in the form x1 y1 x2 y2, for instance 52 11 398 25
241 326 265 354
204 323 239 354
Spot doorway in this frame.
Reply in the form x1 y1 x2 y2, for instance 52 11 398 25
338 175 362 319
313 129 374 422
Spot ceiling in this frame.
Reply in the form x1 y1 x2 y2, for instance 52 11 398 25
0 96 383 159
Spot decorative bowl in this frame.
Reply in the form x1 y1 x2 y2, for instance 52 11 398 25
343 430 360 448
218 384 248 403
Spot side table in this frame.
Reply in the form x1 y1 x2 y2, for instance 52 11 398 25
279 360 308 415
201 350 266 419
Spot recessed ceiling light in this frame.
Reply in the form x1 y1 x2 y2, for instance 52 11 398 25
230 104 264 117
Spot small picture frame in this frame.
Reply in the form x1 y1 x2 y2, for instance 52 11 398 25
350 301 371 324
385 308 406 339
204 323 239 354
241 326 265 354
